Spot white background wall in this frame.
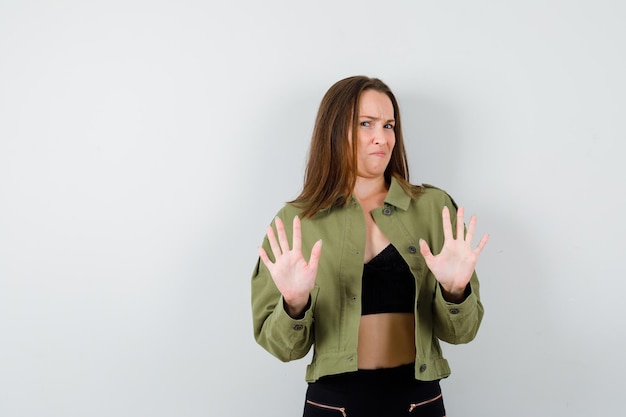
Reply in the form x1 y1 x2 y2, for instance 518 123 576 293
1 1 624 416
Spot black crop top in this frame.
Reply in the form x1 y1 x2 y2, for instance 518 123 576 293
361 244 416 315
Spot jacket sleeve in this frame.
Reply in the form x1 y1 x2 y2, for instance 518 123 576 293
429 190 485 344
250 211 316 362
432 270 484 344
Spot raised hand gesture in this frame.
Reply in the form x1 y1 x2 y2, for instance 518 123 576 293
419 206 489 303
259 216 323 318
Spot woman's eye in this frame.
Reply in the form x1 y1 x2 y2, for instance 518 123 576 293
360 121 370 127
384 124 394 129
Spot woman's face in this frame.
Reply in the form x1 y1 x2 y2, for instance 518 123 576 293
353 89 396 180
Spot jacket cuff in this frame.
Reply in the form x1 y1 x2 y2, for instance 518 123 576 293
271 295 314 338
434 283 478 321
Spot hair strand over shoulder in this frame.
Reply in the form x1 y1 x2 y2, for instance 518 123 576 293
291 76 419 217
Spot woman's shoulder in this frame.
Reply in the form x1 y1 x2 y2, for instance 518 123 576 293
274 201 327 221
412 183 458 209
272 202 303 219
420 183 449 196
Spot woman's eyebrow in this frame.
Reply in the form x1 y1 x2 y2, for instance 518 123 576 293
359 115 395 122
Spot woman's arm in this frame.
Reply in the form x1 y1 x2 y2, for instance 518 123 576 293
251 213 322 361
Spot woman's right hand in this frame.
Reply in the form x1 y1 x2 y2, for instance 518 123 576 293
258 216 323 318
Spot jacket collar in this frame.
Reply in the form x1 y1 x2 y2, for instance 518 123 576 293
321 177 413 214
384 177 412 211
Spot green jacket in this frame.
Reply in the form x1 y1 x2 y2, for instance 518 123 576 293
251 178 484 382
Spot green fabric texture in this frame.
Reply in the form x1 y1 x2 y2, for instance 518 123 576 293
251 177 484 382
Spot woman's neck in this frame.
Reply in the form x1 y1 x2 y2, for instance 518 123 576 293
353 176 388 203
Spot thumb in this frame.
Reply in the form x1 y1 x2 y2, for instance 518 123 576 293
419 239 434 261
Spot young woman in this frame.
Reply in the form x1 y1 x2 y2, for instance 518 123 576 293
251 76 489 416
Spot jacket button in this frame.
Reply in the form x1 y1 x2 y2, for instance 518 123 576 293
449 308 460 315
419 364 427 372
293 324 304 330
408 245 417 254
382 206 392 215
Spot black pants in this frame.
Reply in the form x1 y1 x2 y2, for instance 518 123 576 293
303 363 445 417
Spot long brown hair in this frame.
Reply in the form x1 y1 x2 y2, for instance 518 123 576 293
292 76 417 218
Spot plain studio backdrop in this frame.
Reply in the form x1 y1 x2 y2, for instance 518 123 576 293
1 1 624 416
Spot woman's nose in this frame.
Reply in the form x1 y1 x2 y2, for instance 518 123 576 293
373 128 387 144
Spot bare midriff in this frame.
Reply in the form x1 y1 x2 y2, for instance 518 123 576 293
355 188 417 369
357 312 416 369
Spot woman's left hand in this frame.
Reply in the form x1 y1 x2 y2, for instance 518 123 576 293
419 206 489 303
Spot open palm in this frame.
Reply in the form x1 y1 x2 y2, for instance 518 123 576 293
419 206 489 301
259 216 322 317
